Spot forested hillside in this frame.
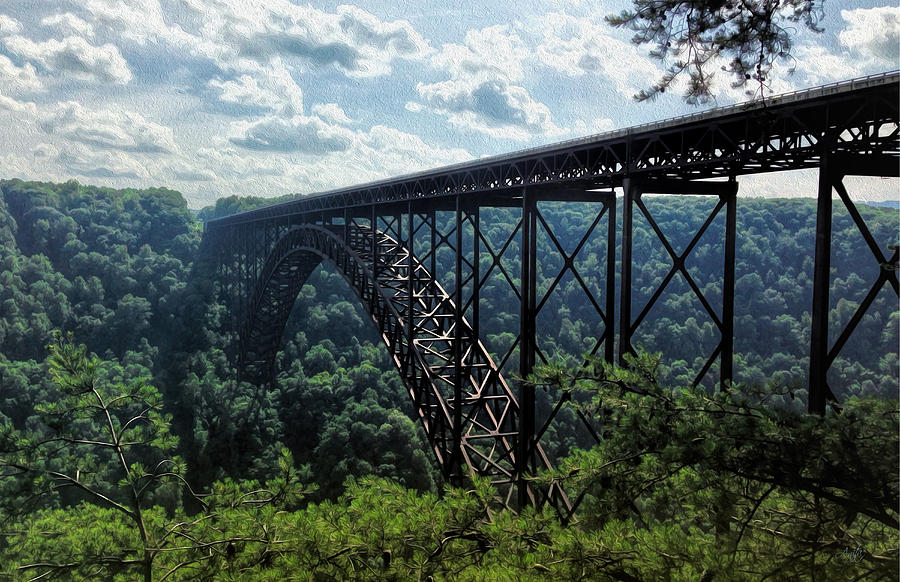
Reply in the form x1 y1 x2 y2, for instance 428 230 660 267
0 179 896 580
0 179 435 495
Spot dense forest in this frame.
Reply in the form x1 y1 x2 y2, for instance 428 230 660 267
0 178 896 580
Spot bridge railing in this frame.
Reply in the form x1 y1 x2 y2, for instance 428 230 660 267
203 70 899 231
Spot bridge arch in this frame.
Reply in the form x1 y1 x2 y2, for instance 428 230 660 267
238 224 560 506
239 227 323 384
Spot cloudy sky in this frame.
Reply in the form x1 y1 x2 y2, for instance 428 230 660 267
0 1 897 208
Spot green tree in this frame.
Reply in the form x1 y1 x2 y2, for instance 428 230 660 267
312 393 437 496
530 352 899 579
0 332 186 580
608 0 825 102
0 333 311 581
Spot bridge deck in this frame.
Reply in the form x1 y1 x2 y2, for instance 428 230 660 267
206 71 899 229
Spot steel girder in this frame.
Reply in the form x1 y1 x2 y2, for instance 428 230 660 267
620 179 738 389
808 154 900 414
205 72 898 230
235 222 568 509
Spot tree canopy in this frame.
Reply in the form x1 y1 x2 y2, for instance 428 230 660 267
608 0 825 103
0 178 896 579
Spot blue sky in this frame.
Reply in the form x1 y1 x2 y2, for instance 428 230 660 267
0 0 897 208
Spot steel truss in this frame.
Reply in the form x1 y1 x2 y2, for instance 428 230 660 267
809 154 900 413
208 73 897 227
620 178 737 389
201 74 900 512
233 221 570 509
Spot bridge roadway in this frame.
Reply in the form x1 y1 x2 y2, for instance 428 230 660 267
202 72 899 515
208 71 898 225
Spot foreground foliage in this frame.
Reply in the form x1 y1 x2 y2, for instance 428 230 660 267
1 344 895 580
609 0 825 102
533 352 899 580
0 334 310 581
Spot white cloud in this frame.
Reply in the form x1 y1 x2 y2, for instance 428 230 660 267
182 143 318 203
0 54 43 94
41 13 95 40
417 77 562 139
358 125 471 173
336 5 432 60
792 45 860 86
228 114 355 153
531 9 820 104
167 160 216 182
312 103 351 125
0 13 21 36
0 90 36 115
34 143 59 160
404 101 422 112
40 101 178 154
718 6 899 100
208 59 304 116
420 24 560 140
3 34 132 84
535 11 660 97
194 121 472 202
82 0 174 46
77 0 226 72
0 150 57 184
57 143 150 180
573 117 615 135
840 6 900 64
81 0 431 78
432 25 529 82
197 144 289 176
234 2 432 77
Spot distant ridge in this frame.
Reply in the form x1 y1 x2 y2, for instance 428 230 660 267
866 200 900 209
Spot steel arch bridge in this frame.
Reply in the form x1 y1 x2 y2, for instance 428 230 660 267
200 72 900 515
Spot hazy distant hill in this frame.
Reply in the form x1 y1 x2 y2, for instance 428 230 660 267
866 199 900 209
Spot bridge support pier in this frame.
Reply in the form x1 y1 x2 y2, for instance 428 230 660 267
452 197 465 486
515 186 617 512
518 189 537 508
809 156 836 415
620 178 738 389
809 153 900 414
